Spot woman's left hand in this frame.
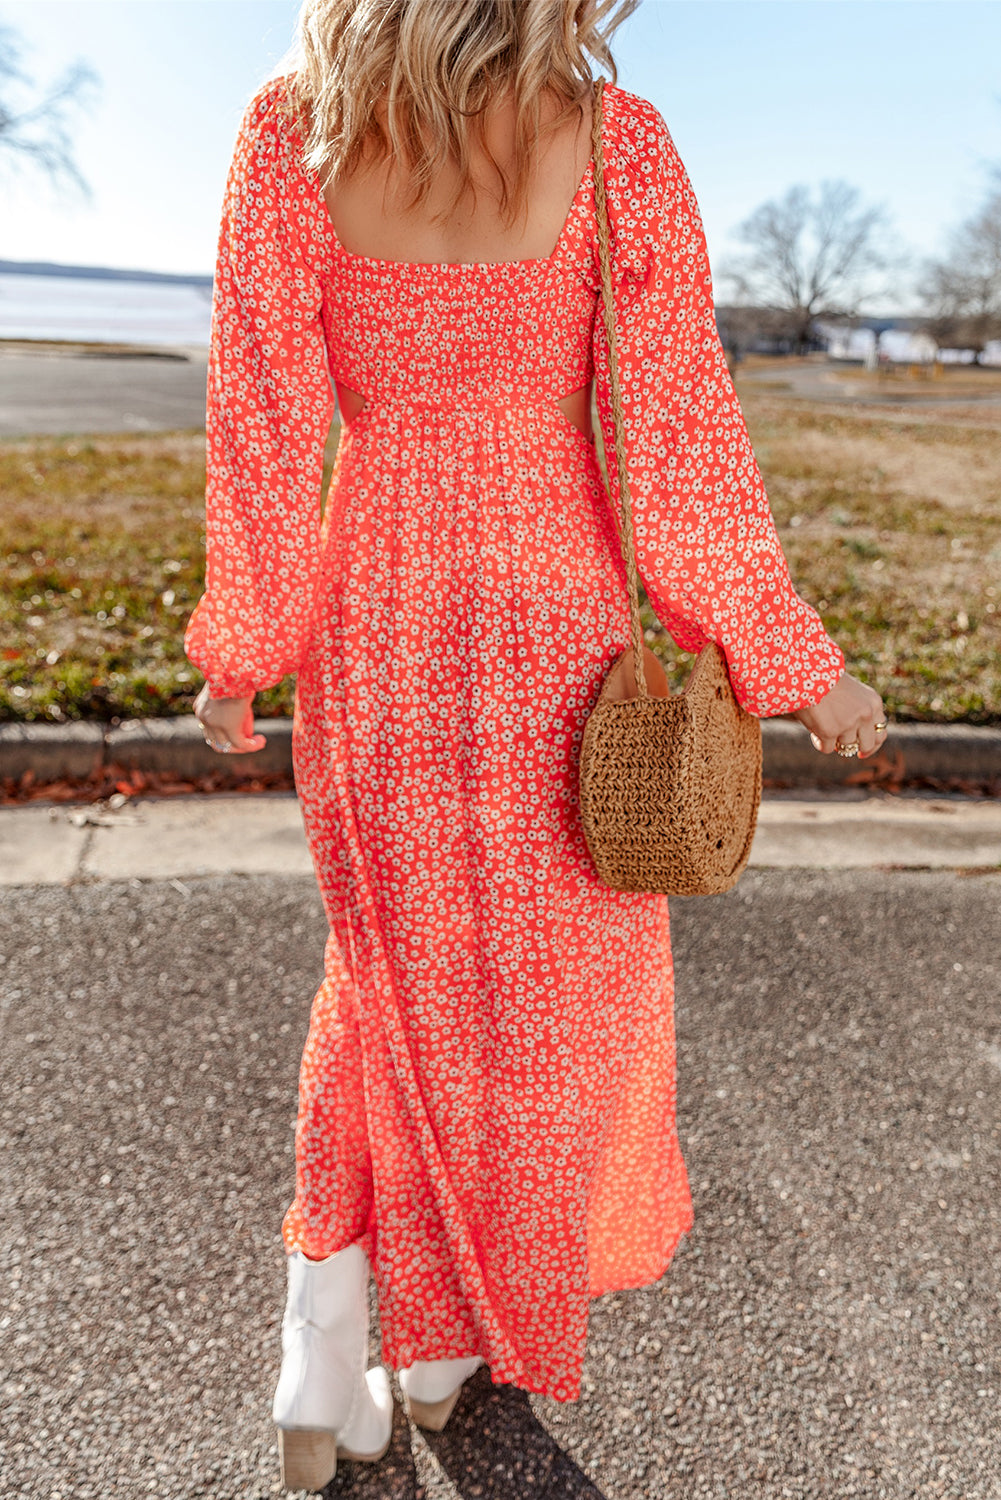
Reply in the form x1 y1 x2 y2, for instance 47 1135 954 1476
193 683 267 754
792 671 887 759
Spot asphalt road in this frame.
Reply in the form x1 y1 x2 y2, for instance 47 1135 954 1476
0 343 209 436
3 867 1000 1499
4 342 1001 441
735 359 1001 412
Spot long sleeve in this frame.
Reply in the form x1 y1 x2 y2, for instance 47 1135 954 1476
183 77 336 699
592 90 845 718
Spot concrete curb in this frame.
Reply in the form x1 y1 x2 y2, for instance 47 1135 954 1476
106 715 293 776
0 719 105 781
0 717 291 782
761 718 1001 786
1 715 1000 788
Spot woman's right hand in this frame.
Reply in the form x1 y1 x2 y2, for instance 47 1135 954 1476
792 672 888 759
193 683 267 754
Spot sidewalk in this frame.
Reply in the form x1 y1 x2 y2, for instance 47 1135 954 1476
3 787 1000 885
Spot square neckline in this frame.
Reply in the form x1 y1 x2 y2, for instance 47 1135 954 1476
307 128 597 276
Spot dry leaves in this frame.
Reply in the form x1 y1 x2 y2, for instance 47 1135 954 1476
0 761 296 807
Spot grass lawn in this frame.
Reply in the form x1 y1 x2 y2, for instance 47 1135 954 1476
734 388 1001 726
2 369 999 724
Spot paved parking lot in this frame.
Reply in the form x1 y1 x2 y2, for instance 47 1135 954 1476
2 861 1000 1499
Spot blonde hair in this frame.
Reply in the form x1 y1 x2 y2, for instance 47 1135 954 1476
280 0 638 224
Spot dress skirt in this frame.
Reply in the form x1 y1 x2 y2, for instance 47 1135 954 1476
281 402 694 1402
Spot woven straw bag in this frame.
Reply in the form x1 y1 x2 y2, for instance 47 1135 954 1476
578 80 762 898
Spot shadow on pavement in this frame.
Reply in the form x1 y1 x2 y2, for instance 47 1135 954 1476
327 1367 606 1497
322 1404 417 1497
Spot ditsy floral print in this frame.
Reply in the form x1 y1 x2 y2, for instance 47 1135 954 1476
184 74 845 1401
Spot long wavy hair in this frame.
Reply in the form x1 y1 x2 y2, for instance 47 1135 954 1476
279 0 638 224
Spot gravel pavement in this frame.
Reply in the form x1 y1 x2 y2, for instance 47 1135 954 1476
3 866 1000 1499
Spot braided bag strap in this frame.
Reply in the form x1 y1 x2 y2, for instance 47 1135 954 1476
591 78 649 698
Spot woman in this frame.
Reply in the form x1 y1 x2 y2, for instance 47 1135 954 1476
185 0 887 1489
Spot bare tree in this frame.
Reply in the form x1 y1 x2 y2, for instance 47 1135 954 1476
0 21 99 198
720 180 893 353
920 174 1001 359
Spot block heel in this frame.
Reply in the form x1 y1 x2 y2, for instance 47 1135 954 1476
398 1355 484 1432
403 1387 463 1432
277 1428 338 1492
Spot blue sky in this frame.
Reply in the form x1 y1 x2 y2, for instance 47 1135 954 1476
2 1 1000 312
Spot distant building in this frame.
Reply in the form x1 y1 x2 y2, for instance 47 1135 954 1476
820 325 877 363
715 310 1001 366
814 316 994 366
878 329 937 364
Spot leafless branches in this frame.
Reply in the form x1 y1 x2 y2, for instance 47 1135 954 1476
720 180 894 351
0 21 100 199
920 172 1001 358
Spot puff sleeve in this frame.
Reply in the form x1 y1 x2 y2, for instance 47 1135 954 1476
592 92 845 718
183 78 336 699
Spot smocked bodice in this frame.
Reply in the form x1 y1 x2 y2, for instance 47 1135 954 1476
184 71 845 720
317 169 598 409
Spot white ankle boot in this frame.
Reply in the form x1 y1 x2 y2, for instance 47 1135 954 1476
398 1356 484 1431
272 1245 393 1492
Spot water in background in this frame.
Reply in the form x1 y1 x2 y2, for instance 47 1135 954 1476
0 271 212 346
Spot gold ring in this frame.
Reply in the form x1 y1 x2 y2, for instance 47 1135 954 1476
874 720 887 732
836 741 860 757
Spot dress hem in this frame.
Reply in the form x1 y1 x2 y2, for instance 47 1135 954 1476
377 1209 696 1405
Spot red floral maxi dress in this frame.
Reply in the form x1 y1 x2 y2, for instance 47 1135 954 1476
184 73 845 1402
